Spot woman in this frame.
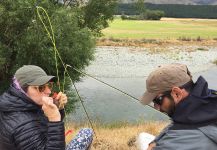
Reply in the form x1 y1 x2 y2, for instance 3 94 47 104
0 65 93 150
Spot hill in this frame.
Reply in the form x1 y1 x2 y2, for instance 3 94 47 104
119 0 217 5
117 3 217 19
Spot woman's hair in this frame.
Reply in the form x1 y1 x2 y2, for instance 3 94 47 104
21 86 28 93
12 77 28 93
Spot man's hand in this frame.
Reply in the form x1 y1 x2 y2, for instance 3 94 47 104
147 142 156 150
42 97 61 122
53 92 68 110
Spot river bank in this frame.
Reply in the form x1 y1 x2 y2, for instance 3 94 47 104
69 46 217 124
97 38 217 48
86 46 217 78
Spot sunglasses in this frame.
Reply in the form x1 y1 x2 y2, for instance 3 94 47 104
34 82 54 92
153 91 171 106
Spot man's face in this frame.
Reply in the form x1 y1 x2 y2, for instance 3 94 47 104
153 92 176 117
152 85 190 117
26 82 53 105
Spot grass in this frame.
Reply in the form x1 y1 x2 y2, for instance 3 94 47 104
213 59 217 65
197 47 208 51
65 121 169 150
102 18 217 39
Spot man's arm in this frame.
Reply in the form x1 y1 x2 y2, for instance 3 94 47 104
147 123 173 150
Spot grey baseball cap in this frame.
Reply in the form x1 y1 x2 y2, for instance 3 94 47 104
141 63 192 105
14 65 56 87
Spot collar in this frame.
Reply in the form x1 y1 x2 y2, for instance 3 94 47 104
171 76 217 124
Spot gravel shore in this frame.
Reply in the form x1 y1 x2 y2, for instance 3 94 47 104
86 46 217 78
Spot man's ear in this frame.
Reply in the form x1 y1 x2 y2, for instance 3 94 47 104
171 87 183 104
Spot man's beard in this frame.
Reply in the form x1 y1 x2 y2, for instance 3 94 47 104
162 96 176 117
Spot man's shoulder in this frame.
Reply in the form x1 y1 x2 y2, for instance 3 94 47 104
155 124 217 150
157 122 217 142
166 122 217 139
198 123 217 144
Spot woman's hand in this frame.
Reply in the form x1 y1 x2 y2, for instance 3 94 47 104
42 96 61 122
53 92 68 110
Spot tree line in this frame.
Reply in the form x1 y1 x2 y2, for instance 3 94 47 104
117 3 217 19
120 0 164 20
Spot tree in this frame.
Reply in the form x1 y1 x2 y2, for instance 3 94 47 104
81 0 117 36
0 0 117 112
134 0 146 15
146 10 165 20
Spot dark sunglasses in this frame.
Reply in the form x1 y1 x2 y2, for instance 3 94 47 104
153 91 171 105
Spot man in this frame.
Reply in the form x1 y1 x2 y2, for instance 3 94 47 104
141 63 217 150
0 65 93 150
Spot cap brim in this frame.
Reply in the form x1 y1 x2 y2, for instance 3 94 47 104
140 91 158 105
28 76 56 86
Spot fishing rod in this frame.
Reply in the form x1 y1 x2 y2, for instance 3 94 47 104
66 64 167 116
36 5 168 140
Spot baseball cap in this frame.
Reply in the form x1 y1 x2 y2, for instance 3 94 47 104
14 65 56 87
141 63 192 105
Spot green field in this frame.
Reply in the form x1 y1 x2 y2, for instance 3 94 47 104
102 18 217 39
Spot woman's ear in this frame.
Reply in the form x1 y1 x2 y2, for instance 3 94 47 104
171 87 183 104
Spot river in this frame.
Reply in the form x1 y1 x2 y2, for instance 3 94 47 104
68 46 217 123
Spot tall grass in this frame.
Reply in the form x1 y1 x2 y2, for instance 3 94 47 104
65 121 169 150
